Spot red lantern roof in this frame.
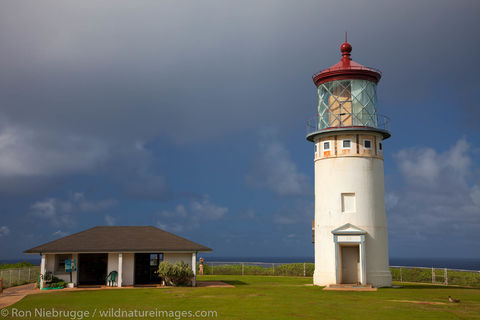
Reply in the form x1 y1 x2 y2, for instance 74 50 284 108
312 41 381 87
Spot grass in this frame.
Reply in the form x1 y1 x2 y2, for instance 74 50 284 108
3 275 480 319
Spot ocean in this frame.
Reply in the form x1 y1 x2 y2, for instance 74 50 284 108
2 257 479 271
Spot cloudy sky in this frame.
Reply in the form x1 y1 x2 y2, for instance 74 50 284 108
0 0 479 260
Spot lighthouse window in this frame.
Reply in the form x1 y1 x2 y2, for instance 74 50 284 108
342 139 351 149
379 142 383 151
314 144 317 153
363 139 372 149
323 141 330 150
341 193 356 213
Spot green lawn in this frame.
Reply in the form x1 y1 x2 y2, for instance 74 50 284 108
3 275 480 319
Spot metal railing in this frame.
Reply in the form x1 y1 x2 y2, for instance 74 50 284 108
0 266 40 289
306 113 390 136
198 262 480 287
390 266 480 287
199 261 314 277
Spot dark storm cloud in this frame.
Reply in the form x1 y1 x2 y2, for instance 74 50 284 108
1 0 478 148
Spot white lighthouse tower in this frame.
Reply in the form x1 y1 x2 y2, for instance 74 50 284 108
308 39 392 287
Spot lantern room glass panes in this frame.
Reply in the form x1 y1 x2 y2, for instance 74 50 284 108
318 79 378 130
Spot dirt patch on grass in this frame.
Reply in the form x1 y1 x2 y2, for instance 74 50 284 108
196 281 234 288
388 299 450 305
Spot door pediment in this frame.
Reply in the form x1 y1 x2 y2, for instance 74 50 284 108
331 223 367 235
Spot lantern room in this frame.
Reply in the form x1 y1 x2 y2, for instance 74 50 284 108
307 41 390 141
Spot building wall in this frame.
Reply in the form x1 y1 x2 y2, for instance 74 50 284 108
164 253 192 266
42 252 193 287
122 253 134 286
44 253 78 284
107 253 119 275
313 132 391 287
314 133 384 161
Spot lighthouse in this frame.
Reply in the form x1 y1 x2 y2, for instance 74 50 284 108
307 39 392 287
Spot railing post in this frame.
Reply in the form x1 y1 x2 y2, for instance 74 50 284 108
18 268 21 285
9 269 12 287
272 263 275 276
303 263 306 277
400 268 403 282
444 268 448 286
432 267 435 284
242 263 244 276
28 267 31 282
211 264 214 275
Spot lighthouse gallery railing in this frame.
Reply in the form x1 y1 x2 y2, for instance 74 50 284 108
306 113 390 136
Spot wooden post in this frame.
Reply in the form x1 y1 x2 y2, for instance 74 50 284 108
242 263 244 276
303 263 306 277
272 264 275 275
400 268 403 282
432 267 435 283
444 268 448 286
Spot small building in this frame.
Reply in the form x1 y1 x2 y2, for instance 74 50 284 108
24 226 211 288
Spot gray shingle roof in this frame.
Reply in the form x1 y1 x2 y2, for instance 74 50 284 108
24 226 212 253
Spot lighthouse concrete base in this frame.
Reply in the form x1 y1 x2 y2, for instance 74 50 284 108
366 270 392 288
313 270 392 288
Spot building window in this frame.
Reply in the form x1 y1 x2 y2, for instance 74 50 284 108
341 193 356 213
342 139 351 149
55 254 72 273
323 141 330 151
363 139 372 149
379 142 383 151
149 253 164 266
314 144 317 153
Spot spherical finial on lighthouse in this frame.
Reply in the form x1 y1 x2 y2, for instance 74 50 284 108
340 41 352 58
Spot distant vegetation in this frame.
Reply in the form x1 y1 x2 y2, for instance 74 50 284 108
200 263 315 277
0 261 35 270
200 263 480 287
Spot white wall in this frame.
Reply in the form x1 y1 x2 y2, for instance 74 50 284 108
313 143 392 287
122 253 134 286
107 253 119 275
45 253 78 284
164 253 192 266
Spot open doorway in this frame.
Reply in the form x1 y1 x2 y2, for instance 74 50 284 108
340 245 360 284
134 253 163 284
78 253 108 285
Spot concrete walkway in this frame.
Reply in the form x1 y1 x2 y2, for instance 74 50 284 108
0 281 233 309
0 283 38 309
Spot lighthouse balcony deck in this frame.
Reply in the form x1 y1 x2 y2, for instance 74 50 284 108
306 113 390 141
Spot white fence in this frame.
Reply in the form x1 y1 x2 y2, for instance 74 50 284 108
0 267 40 289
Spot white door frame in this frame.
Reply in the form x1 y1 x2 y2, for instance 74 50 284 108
332 224 367 285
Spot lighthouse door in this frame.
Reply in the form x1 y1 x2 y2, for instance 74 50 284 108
340 245 359 284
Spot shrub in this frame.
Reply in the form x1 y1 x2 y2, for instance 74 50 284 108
157 261 194 286
48 281 66 288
